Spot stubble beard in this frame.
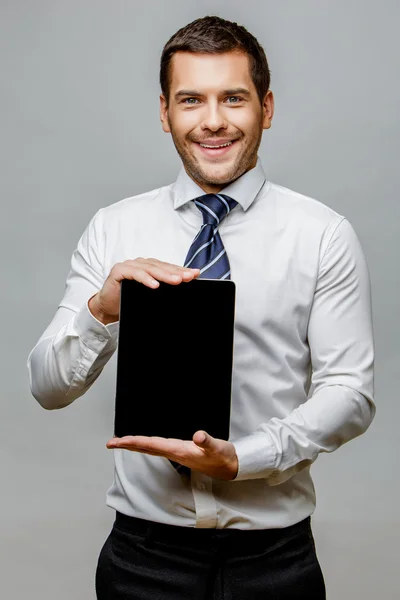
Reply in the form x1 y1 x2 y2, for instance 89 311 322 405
168 123 263 189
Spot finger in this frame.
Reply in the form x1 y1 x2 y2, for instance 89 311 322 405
192 430 218 451
141 258 199 274
122 264 199 288
130 258 200 278
107 435 186 455
112 265 175 289
107 438 192 464
109 263 158 288
106 438 164 454
143 261 200 284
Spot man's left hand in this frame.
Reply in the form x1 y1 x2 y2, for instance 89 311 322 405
106 430 239 480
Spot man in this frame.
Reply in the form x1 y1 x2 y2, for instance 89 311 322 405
28 15 375 600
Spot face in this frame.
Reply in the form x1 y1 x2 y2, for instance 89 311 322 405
160 51 274 193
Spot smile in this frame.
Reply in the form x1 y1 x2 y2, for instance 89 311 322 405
195 139 238 157
199 141 234 149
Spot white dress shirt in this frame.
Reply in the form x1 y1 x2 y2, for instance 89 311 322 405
27 159 375 529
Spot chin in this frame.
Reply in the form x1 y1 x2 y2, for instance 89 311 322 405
200 174 232 187
200 165 242 186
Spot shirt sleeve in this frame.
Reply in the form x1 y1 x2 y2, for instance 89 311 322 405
231 218 375 484
27 209 119 410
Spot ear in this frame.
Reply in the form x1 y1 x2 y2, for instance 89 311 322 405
262 90 274 130
160 94 171 133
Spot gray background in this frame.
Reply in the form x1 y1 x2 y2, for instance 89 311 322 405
1 0 399 598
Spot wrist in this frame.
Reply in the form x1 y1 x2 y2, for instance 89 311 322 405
88 294 118 325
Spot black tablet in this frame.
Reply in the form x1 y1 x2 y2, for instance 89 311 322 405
114 278 236 441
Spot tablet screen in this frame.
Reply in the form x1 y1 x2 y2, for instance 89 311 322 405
114 278 236 441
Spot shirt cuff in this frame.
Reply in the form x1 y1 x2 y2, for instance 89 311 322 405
74 301 119 352
231 431 277 481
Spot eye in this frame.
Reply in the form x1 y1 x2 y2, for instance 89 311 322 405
226 96 243 104
182 98 200 105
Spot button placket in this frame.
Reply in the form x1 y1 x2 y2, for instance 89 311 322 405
191 471 218 528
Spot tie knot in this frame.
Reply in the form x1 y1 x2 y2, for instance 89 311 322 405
194 194 238 225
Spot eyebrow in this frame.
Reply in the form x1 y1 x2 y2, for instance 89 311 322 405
222 88 251 96
174 87 251 99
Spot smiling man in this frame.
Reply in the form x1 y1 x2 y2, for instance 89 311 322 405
28 15 375 600
160 50 268 191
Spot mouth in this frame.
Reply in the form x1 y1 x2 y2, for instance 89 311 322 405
194 139 239 158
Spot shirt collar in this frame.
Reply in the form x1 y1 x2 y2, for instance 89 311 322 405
172 158 267 212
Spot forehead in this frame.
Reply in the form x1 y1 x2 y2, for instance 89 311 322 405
169 51 254 92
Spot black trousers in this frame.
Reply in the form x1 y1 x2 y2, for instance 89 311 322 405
95 511 326 599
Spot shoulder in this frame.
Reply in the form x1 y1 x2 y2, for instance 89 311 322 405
99 183 173 219
263 180 346 241
85 183 174 238
267 181 343 221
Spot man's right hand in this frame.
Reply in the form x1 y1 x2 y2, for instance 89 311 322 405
88 258 200 325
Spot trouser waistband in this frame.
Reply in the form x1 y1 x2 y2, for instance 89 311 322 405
114 511 311 548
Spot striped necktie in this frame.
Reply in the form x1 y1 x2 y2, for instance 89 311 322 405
170 193 238 475
184 193 238 278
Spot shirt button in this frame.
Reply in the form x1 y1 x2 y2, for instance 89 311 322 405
97 335 106 342
197 482 206 491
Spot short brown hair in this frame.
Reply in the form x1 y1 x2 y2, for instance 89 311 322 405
160 16 271 106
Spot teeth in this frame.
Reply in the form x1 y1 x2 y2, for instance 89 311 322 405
199 142 233 149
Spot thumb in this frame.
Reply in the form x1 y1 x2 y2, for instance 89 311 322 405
193 430 214 449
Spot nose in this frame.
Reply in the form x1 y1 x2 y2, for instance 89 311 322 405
200 100 227 132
